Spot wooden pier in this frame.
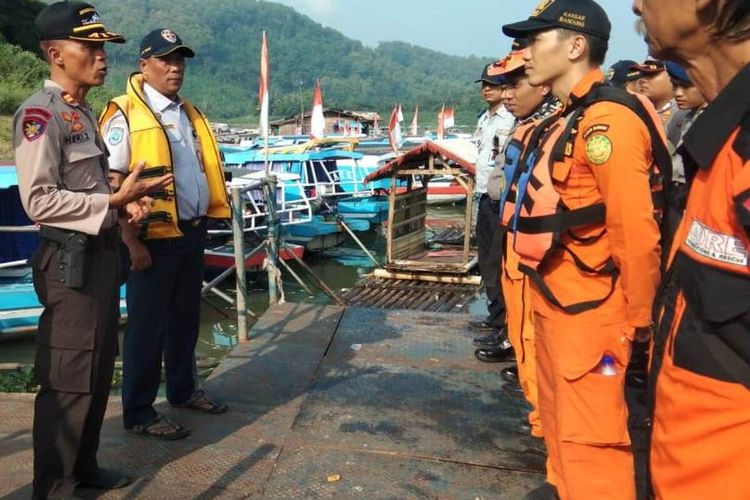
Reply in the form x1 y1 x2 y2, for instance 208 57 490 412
0 303 545 498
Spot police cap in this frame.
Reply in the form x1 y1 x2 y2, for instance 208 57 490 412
665 61 691 85
502 0 611 42
632 59 666 76
475 60 508 85
140 28 196 59
35 1 125 43
606 60 640 86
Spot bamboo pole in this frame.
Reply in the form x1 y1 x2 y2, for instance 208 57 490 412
231 186 249 343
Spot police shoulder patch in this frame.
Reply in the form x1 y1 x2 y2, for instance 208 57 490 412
585 134 613 165
23 118 47 142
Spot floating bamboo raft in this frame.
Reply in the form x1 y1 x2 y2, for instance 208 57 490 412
343 273 480 313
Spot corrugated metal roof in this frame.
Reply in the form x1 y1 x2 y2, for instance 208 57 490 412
364 140 478 183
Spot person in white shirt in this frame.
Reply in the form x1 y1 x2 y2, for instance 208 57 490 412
470 59 516 357
100 28 231 441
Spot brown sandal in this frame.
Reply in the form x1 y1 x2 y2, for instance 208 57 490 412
172 390 228 414
129 414 190 440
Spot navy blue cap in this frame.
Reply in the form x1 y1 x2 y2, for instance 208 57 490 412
606 60 640 86
140 28 195 59
475 60 507 85
665 61 691 84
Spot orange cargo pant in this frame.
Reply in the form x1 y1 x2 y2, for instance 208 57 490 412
534 313 636 500
501 244 542 438
651 292 750 500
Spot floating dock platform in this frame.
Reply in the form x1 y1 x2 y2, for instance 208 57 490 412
0 303 545 498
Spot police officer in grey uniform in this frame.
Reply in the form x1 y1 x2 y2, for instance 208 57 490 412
13 2 172 497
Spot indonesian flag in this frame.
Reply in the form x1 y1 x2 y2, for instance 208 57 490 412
387 105 402 155
409 105 419 136
310 80 325 138
258 32 270 139
437 105 445 140
443 107 455 129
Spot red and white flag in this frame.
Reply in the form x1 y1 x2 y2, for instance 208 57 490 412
409 105 419 136
443 107 455 129
258 31 270 139
397 104 404 123
388 105 402 155
310 80 325 138
437 105 445 140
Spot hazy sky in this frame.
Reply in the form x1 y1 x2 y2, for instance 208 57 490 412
269 0 648 66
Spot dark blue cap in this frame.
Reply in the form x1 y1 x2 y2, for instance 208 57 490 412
665 61 691 84
606 60 639 86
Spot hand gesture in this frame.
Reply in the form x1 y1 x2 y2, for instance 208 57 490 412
110 161 173 208
123 197 153 223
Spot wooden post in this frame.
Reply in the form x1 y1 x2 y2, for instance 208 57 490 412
231 186 249 343
387 174 397 264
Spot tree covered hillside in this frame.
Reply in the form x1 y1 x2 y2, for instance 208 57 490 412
92 0 497 124
1 0 501 126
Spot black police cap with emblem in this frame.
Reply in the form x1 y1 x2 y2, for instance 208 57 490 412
502 0 611 41
35 1 125 43
632 59 666 75
140 28 196 59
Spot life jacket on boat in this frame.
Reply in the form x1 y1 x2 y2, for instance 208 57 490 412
99 72 230 240
499 83 672 314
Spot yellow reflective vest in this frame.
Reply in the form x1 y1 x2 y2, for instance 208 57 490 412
100 72 230 239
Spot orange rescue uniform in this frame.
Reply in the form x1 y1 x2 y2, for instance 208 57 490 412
501 235 542 438
513 70 665 499
650 64 750 500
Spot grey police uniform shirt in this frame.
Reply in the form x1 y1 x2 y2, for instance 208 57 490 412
474 105 515 196
103 82 210 220
666 105 706 184
13 80 117 235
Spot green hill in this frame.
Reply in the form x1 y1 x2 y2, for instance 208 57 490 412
1 0 497 128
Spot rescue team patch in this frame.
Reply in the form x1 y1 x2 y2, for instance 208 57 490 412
686 219 749 267
23 118 46 142
585 134 613 165
583 123 610 140
108 127 124 145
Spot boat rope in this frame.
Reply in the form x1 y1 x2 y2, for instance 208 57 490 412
263 257 286 304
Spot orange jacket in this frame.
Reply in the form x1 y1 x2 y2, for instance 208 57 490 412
531 70 664 328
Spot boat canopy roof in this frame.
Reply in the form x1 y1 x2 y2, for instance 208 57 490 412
364 140 478 183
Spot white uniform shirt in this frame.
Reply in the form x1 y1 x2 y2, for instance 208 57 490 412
474 105 515 195
104 83 210 220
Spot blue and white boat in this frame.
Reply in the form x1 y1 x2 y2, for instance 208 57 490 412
0 165 127 339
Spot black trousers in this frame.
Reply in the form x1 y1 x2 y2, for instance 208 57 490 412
31 232 121 499
121 220 206 428
476 195 506 329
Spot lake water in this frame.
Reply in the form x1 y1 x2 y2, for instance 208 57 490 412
0 205 487 365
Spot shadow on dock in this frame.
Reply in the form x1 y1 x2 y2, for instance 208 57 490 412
0 303 546 498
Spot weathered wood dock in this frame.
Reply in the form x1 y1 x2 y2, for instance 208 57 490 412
0 303 545 498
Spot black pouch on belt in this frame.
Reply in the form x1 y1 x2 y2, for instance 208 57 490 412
39 225 89 288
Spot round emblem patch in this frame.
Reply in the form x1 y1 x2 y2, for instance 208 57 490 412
161 29 177 43
108 126 124 145
585 134 613 165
